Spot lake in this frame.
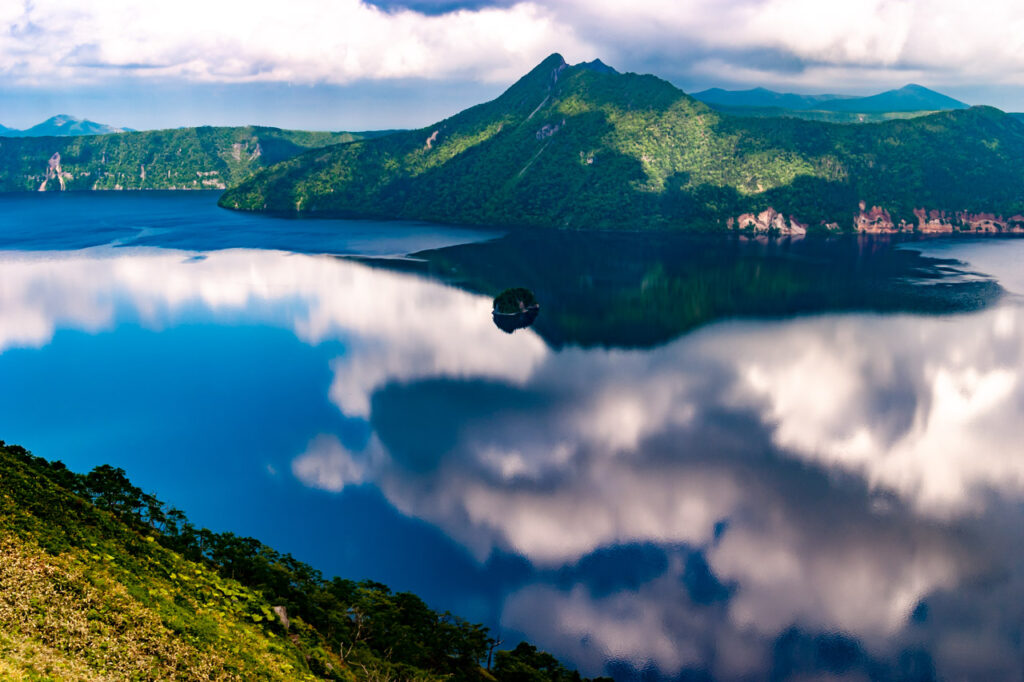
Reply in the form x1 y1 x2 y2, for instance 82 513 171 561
2 191 1023 680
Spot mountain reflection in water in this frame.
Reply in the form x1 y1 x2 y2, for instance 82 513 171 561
0 237 1023 681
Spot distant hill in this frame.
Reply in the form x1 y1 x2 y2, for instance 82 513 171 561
696 105 949 124
0 126 393 191
693 84 969 123
220 54 1024 232
1 115 131 137
693 84 968 114
820 84 968 113
691 87 849 110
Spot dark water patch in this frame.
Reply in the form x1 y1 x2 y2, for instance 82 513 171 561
369 231 1004 348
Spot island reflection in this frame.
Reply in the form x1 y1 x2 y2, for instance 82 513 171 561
0 243 1022 680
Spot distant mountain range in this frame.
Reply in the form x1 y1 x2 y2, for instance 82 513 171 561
691 85 971 123
219 54 1024 233
0 115 131 137
693 84 969 113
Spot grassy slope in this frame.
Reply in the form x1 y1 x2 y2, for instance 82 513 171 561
0 127 389 192
0 444 321 680
0 441 600 681
220 55 1024 230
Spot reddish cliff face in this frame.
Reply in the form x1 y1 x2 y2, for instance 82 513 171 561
730 202 1024 235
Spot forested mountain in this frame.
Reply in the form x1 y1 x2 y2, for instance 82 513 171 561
219 54 1024 232
0 440 604 681
0 127 389 192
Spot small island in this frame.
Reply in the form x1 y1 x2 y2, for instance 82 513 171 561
493 287 540 333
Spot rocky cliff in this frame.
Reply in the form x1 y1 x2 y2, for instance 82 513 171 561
731 201 1024 235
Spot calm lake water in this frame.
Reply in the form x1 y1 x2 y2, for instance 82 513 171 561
2 191 1024 680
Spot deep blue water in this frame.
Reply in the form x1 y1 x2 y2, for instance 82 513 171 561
2 191 1024 680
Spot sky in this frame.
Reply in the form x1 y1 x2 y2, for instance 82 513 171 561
2 0 1024 131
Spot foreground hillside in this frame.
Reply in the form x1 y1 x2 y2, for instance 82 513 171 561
220 54 1024 232
0 440 602 681
0 127 387 192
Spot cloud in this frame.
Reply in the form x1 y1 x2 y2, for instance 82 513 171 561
0 0 592 87
551 0 1024 90
5 0 1024 94
292 434 373 491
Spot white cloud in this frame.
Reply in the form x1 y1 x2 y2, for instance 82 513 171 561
292 434 373 492
554 0 1024 88
4 0 1024 91
723 313 1024 515
0 0 592 86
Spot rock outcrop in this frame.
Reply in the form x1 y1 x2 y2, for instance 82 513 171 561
731 202 1024 236
38 152 70 191
728 208 807 235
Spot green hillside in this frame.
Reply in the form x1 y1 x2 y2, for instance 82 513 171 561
0 440 604 681
220 54 1024 230
0 127 390 192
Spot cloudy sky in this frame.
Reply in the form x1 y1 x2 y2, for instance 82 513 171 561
2 0 1024 130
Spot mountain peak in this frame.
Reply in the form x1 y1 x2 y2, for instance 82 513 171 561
7 115 130 137
539 53 566 69
574 58 618 75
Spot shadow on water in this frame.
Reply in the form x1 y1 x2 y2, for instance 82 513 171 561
369 230 1002 349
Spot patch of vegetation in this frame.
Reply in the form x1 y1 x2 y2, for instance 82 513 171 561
0 440 608 681
493 287 538 314
220 54 1024 231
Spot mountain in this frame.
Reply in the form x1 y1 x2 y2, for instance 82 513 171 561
1 115 131 137
690 105 946 124
819 84 968 113
691 87 849 110
0 440 603 681
220 54 1024 232
692 84 968 114
0 126 393 191
576 58 618 75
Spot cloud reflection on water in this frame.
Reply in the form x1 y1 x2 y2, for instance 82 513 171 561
2 244 1024 679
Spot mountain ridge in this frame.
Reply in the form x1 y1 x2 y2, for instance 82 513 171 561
219 54 1024 232
0 126 393 191
692 83 969 113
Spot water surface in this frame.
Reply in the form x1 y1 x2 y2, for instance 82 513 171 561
1 193 1023 681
